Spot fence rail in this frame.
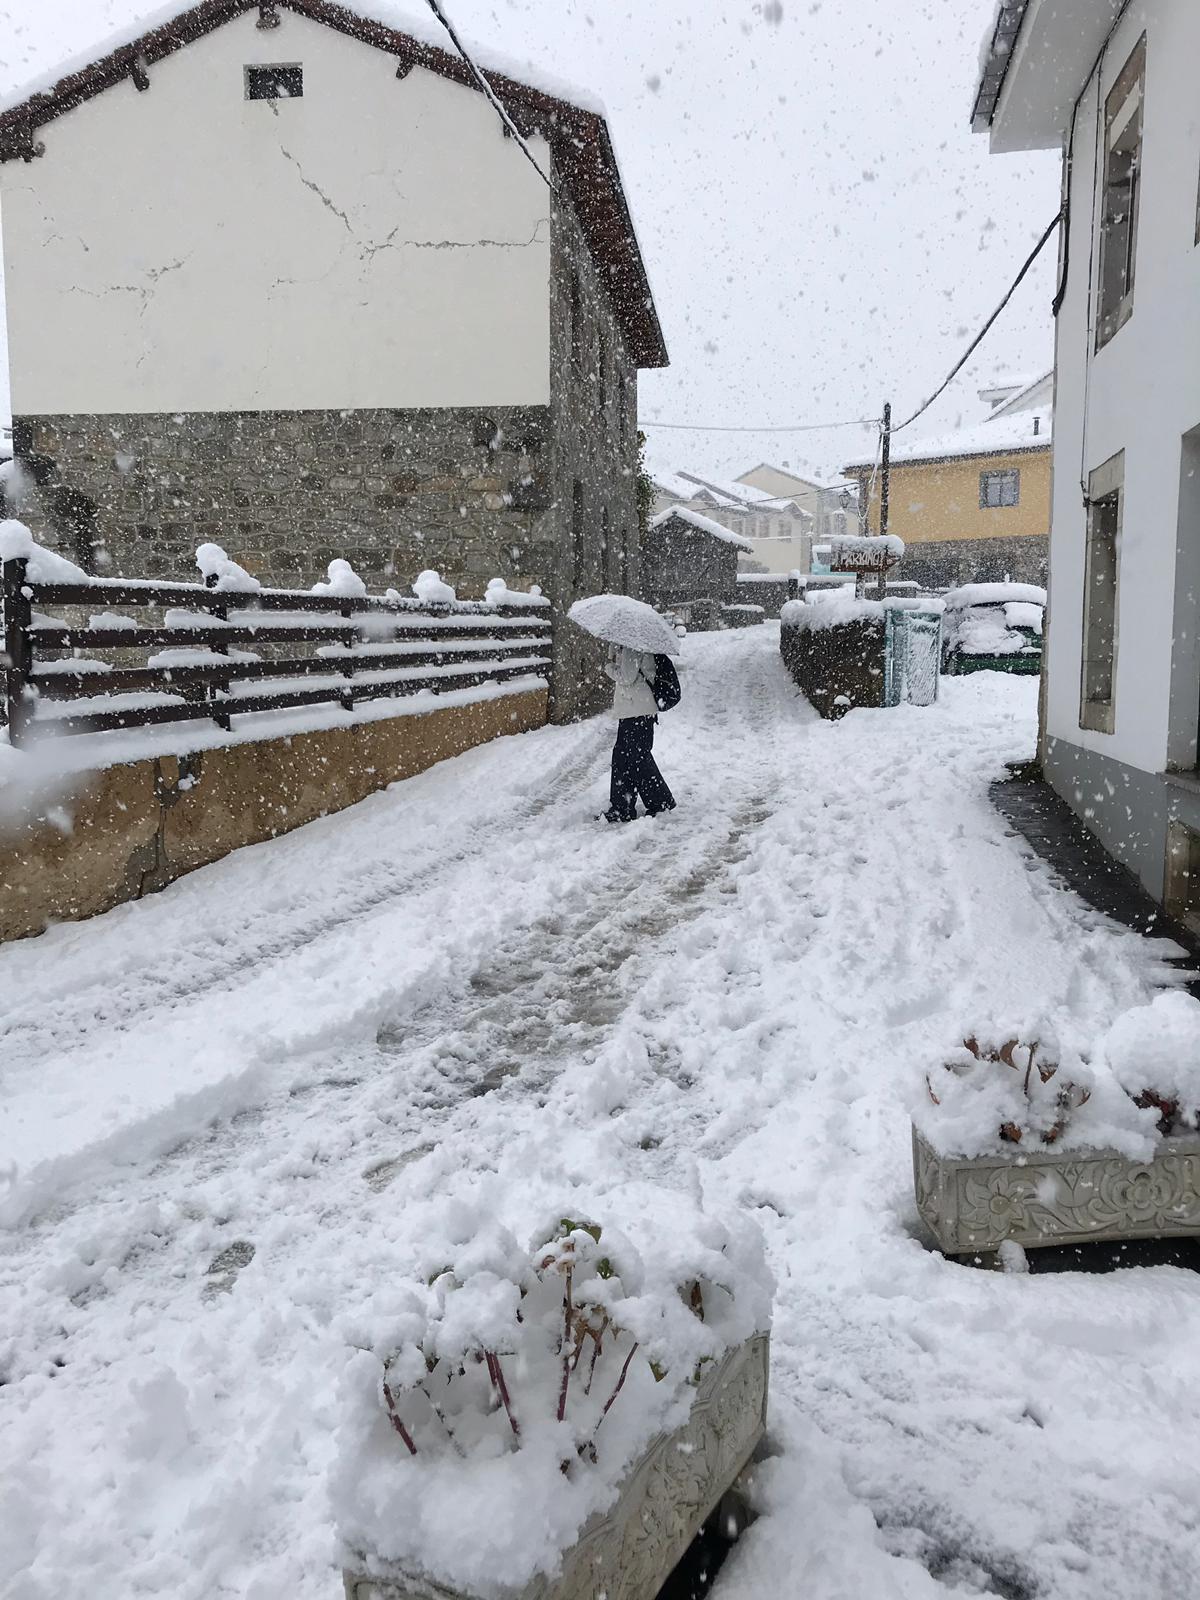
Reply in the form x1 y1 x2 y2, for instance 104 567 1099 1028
1 558 553 748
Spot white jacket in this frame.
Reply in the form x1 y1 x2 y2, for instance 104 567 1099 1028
604 646 659 721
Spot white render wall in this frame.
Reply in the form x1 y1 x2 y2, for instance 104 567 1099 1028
0 9 552 414
1046 0 1200 773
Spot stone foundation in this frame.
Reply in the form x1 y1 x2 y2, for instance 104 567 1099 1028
0 686 547 943
899 534 1048 590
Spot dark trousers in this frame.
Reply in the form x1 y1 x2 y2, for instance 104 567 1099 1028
609 716 676 821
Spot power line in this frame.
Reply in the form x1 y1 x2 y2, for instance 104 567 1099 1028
421 0 556 191
891 211 1062 435
642 417 879 434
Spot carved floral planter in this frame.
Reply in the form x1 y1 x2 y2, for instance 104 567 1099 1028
342 1332 769 1600
913 1126 1200 1255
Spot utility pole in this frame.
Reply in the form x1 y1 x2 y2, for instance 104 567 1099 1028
876 400 891 599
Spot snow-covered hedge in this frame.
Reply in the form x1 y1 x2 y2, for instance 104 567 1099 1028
781 593 884 633
332 1196 771 1596
916 993 1200 1161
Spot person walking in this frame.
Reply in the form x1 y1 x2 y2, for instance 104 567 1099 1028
602 643 677 823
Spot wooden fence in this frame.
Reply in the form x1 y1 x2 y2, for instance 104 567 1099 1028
1 559 552 749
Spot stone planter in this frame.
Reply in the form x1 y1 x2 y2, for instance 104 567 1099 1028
913 1125 1200 1256
342 1332 770 1600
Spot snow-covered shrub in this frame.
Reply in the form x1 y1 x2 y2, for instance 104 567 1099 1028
332 1199 770 1594
924 1033 1093 1150
1103 992 1200 1134
919 995 1200 1158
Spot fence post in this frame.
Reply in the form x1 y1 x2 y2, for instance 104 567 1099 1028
2 555 32 747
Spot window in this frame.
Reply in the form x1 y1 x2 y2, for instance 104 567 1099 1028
245 63 303 99
1080 451 1123 733
980 468 1020 508
834 512 847 538
1096 35 1145 350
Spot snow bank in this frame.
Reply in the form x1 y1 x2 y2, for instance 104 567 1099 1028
332 1195 770 1595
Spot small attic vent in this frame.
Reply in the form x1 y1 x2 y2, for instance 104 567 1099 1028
245 64 303 100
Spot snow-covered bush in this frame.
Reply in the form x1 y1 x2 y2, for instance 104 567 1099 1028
1104 992 1200 1135
332 1199 770 1594
919 994 1200 1158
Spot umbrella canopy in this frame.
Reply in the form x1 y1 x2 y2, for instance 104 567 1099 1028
568 593 681 656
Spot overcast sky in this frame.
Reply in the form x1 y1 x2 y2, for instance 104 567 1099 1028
0 0 1060 482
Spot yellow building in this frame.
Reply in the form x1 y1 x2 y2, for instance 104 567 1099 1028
843 374 1051 588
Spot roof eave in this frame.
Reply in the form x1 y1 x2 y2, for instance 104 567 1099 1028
970 0 1031 135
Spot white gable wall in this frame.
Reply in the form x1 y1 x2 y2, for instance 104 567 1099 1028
1045 0 1200 775
0 8 552 414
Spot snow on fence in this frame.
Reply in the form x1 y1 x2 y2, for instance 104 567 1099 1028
0 545 551 751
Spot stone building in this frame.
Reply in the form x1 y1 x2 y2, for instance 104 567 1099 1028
843 374 1052 590
642 507 752 626
0 0 667 718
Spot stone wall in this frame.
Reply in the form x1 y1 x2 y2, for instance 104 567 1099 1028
899 534 1048 591
12 406 554 595
546 174 643 719
0 686 548 943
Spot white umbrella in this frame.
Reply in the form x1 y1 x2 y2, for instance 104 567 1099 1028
568 593 681 656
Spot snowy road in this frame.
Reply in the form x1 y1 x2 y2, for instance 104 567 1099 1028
3 626 1200 1599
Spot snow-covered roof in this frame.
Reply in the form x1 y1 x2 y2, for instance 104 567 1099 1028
988 370 1053 418
0 0 667 368
648 506 754 552
844 404 1051 472
676 471 777 508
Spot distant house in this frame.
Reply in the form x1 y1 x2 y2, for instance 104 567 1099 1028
842 373 1052 589
642 506 752 625
0 0 667 720
735 464 861 547
974 0 1200 926
649 468 811 574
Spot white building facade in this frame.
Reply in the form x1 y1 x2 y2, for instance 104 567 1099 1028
0 0 667 719
976 0 1200 921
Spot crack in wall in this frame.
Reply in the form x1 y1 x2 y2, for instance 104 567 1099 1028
277 143 354 234
358 217 549 261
